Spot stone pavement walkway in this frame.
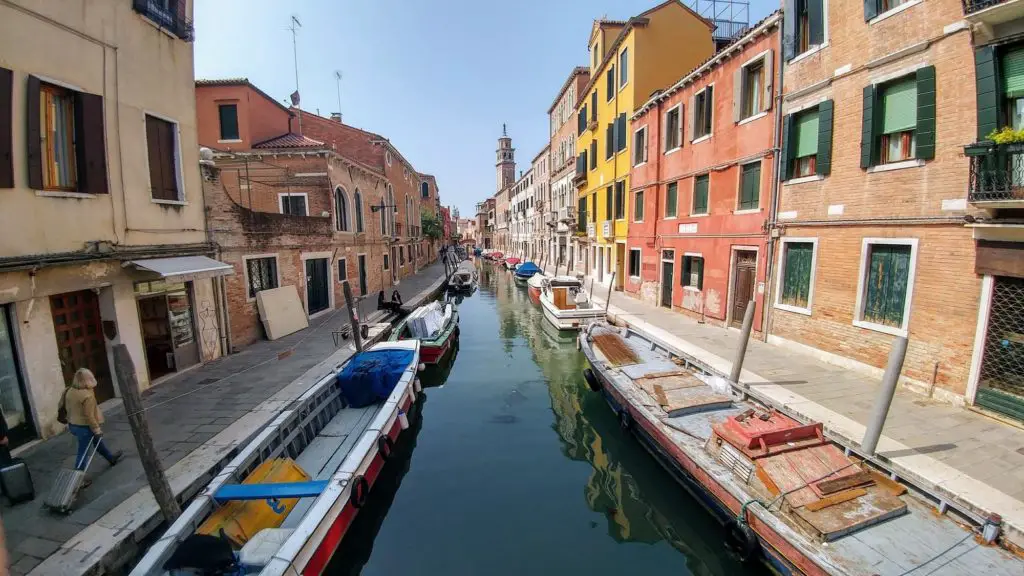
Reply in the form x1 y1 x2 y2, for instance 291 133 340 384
0 261 448 575
580 284 1024 548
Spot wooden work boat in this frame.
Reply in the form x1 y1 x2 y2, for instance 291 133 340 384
388 301 458 365
132 340 422 576
579 323 1022 576
538 275 604 331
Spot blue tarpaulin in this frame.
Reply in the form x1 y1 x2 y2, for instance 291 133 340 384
514 262 541 278
336 349 415 408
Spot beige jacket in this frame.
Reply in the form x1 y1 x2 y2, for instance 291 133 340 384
66 385 104 434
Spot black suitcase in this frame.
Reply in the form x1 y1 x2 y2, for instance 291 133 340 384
0 457 35 504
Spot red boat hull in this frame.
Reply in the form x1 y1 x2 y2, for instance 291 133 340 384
528 286 541 305
419 339 452 364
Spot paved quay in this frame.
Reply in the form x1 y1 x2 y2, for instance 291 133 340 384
1 261 449 576
574 280 1024 550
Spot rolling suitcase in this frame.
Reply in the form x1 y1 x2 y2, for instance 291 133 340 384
44 436 98 514
0 456 35 504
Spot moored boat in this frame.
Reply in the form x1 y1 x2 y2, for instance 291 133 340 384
389 301 459 365
513 261 540 283
527 273 548 305
131 340 421 576
538 275 604 330
503 257 521 270
448 262 477 293
579 322 1023 575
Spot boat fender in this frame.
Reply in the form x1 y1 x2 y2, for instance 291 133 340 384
398 409 410 430
576 336 582 351
583 368 601 392
723 518 759 562
378 436 395 461
350 475 369 509
618 410 631 431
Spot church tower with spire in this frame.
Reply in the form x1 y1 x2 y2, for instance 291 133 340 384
496 124 516 192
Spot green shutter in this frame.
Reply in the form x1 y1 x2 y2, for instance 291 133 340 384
694 175 709 214
863 244 911 328
605 185 612 219
976 47 1003 141
783 0 797 61
635 190 644 221
795 109 819 158
696 258 704 290
780 113 794 180
816 100 834 176
916 66 936 160
1002 48 1024 98
864 0 878 21
740 162 760 209
781 242 813 308
681 256 691 286
666 182 677 217
861 85 877 168
881 77 917 134
808 0 824 46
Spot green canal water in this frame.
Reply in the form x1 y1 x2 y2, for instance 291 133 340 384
329 261 761 575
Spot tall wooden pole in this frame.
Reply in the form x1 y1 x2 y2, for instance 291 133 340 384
729 301 757 385
342 280 363 352
112 345 180 522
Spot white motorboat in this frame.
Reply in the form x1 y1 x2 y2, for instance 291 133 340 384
448 261 477 292
538 275 605 330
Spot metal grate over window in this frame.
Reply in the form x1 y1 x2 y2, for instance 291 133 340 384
977 277 1024 421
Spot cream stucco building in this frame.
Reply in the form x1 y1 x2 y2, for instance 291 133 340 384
0 0 229 443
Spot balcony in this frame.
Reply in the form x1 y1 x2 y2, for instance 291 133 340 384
966 142 1024 207
573 170 588 187
133 0 194 41
588 117 599 132
559 206 577 222
963 0 1024 27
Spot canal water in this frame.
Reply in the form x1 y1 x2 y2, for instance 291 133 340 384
329 261 761 575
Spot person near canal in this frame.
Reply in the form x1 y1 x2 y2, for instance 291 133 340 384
65 368 123 470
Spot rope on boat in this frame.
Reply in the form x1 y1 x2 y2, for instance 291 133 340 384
895 533 975 576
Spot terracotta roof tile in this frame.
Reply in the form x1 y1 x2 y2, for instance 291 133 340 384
252 133 324 149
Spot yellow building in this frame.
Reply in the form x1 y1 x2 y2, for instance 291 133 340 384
574 1 714 289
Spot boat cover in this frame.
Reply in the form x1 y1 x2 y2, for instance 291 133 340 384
406 302 449 339
515 262 540 277
336 349 415 408
505 257 521 265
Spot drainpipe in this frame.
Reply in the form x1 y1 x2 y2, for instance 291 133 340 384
762 18 786 343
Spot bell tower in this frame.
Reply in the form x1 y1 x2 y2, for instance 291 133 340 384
496 124 516 192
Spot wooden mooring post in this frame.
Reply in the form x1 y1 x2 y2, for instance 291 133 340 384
342 280 364 353
729 301 756 386
861 336 909 456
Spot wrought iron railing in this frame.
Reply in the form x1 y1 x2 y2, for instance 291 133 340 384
966 142 1024 203
962 0 1010 14
133 0 194 41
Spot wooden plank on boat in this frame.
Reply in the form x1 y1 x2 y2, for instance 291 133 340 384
803 488 867 512
816 471 874 496
757 455 818 508
659 387 733 418
756 465 781 496
634 373 704 399
592 333 640 366
795 490 907 541
868 470 907 496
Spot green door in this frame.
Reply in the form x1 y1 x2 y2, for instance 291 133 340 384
976 276 1024 422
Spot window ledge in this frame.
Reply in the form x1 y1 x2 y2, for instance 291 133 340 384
152 198 188 206
784 174 825 185
664 146 682 156
867 159 925 174
868 0 922 25
733 208 762 215
689 213 710 218
691 134 712 145
853 319 907 337
36 191 97 199
774 303 812 316
217 139 243 144
683 285 702 293
664 216 678 220
634 161 647 168
789 43 829 65
737 111 769 126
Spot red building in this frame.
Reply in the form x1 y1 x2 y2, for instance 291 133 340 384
627 13 779 332
440 206 452 242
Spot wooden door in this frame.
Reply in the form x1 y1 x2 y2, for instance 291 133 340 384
731 250 757 328
50 290 114 402
661 260 674 308
358 255 368 295
305 258 330 315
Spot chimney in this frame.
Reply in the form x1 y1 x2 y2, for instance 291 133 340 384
330 112 343 123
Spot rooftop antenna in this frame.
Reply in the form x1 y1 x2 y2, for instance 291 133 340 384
334 70 343 122
289 15 302 133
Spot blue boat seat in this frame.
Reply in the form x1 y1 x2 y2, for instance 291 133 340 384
213 480 330 502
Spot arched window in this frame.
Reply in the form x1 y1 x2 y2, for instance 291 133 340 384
334 187 349 232
387 185 396 236
421 181 429 199
354 190 364 233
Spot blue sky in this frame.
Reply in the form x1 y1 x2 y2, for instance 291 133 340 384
194 0 777 217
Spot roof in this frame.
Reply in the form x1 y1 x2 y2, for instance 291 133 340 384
252 133 325 149
547 67 590 114
195 78 293 115
632 11 781 120
532 144 550 164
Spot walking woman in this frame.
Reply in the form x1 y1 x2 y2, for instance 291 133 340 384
65 368 122 470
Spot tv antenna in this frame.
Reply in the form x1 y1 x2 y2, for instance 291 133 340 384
289 15 302 132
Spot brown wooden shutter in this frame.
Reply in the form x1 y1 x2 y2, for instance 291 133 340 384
146 115 162 197
146 115 178 200
74 92 108 194
0 67 12 188
762 50 774 112
26 75 42 190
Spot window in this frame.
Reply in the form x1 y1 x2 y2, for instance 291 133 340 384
421 181 429 198
39 83 77 191
791 0 825 59
279 193 307 216
146 115 180 201
354 190 364 232
578 106 587 135
383 253 390 270
334 187 349 231
616 114 627 153
338 258 348 282
614 181 625 220
856 240 916 333
633 126 648 166
693 174 709 215
634 190 644 222
591 91 597 121
777 240 816 313
665 105 682 151
245 256 278 299
591 193 597 222
620 48 629 88
218 104 239 140
681 256 704 289
738 162 761 210
629 248 641 278
589 141 597 170
605 186 613 221
739 59 766 120
400 246 406 265
593 43 599 68
605 122 614 160
693 86 714 139
878 76 917 164
665 182 678 218
865 0 910 20
606 65 616 101
793 107 819 177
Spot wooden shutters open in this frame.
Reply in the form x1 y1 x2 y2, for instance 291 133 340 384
26 75 43 190
75 92 108 194
0 67 11 188
816 100 834 175
146 114 178 201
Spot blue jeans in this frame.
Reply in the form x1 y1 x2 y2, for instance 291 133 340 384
69 424 115 470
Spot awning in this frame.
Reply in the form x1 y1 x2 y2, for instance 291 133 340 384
126 256 234 283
